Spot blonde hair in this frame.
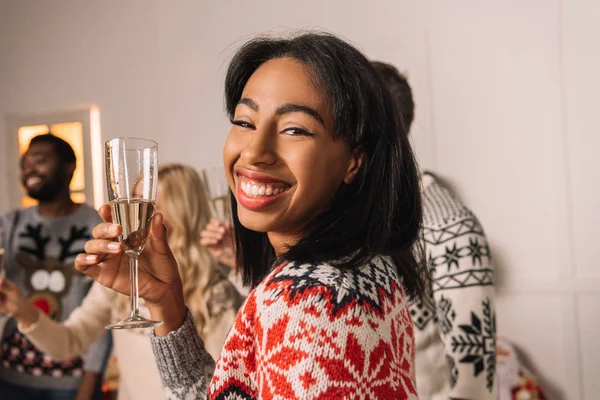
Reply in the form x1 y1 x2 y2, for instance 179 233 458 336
158 163 229 336
117 163 227 337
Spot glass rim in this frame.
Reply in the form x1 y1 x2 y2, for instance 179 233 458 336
105 137 158 149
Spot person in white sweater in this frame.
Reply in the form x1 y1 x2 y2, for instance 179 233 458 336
0 163 243 400
372 61 498 399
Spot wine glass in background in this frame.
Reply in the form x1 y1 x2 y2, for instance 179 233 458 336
202 167 233 257
104 137 161 329
202 166 232 222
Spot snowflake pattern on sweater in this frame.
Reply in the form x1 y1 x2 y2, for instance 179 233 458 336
152 255 419 400
411 173 497 399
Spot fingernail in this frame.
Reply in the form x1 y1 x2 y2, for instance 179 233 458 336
86 255 98 262
108 242 121 250
108 224 119 234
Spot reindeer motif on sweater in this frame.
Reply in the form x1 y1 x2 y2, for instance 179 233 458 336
15 224 89 320
0 205 110 384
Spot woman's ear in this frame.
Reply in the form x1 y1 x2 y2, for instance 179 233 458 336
343 148 364 184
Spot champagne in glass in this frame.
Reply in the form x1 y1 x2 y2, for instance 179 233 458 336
110 200 155 257
202 166 231 222
105 137 161 329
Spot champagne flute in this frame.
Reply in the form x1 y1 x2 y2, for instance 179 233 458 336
202 166 232 222
202 167 233 257
104 137 161 329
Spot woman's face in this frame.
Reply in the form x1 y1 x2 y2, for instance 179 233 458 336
223 57 362 241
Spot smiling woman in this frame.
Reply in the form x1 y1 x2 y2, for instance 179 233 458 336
224 40 425 296
225 57 363 268
75 32 427 400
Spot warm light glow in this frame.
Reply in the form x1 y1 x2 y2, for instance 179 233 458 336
18 122 86 206
71 192 86 204
21 196 38 208
18 125 50 154
18 125 50 207
89 106 104 209
50 122 85 191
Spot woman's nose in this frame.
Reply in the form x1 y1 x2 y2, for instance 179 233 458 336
241 127 278 167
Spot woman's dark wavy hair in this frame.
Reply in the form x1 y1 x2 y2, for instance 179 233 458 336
225 32 427 299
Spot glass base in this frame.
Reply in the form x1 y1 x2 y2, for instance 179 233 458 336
105 313 163 330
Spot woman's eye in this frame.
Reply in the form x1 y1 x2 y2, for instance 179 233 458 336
231 119 254 129
283 127 314 136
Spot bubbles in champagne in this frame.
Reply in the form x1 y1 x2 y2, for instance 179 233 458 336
110 200 155 257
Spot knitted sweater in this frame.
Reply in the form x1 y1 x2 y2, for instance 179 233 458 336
151 255 418 399
412 173 497 399
0 205 110 390
18 278 242 400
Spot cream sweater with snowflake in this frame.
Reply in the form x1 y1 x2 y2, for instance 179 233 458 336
412 173 497 399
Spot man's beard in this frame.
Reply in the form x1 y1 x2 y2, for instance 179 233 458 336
26 172 67 202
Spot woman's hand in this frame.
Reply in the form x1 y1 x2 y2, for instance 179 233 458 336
75 204 186 335
200 218 236 269
0 278 40 328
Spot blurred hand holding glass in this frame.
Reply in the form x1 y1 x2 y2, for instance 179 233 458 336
105 137 161 329
202 167 234 259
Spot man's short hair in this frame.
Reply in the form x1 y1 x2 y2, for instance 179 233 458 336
29 133 76 165
372 61 415 132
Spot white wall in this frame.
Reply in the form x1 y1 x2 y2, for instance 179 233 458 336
1 1 598 398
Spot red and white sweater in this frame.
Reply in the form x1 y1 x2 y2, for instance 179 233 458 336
151 255 419 399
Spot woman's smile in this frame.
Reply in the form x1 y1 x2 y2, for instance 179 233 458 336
235 168 292 211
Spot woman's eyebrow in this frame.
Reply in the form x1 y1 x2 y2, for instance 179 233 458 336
237 98 259 111
276 103 325 127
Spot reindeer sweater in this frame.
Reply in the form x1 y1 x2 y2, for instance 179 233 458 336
0 205 110 390
150 255 419 399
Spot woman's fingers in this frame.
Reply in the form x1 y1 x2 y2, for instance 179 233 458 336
200 231 224 246
200 219 226 246
207 218 226 232
75 253 146 295
92 222 122 240
84 239 122 256
74 256 121 293
98 204 113 223
147 213 171 256
208 217 223 227
200 229 224 239
75 254 106 275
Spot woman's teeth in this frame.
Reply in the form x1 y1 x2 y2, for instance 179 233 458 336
241 180 287 197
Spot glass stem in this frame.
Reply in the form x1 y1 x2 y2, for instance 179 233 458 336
129 255 140 317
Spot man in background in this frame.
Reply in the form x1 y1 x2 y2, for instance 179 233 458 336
0 133 110 399
372 61 497 399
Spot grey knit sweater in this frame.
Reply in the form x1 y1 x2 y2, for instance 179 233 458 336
0 205 111 390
